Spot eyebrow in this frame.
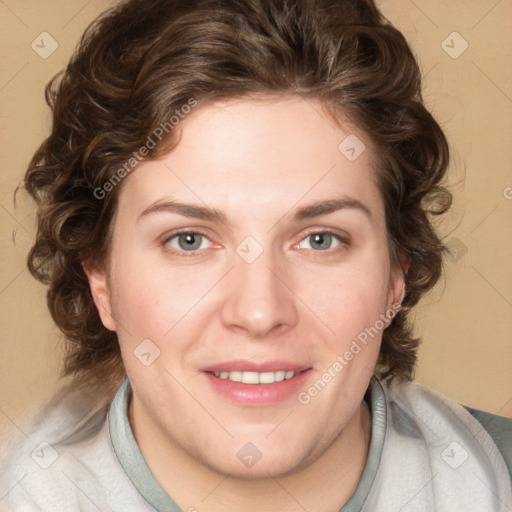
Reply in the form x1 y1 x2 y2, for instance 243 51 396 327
138 200 227 223
137 196 372 224
292 197 372 221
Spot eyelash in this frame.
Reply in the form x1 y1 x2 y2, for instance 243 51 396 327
161 229 350 257
296 229 350 254
162 229 213 257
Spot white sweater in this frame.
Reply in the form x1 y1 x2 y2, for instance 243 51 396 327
1 377 510 511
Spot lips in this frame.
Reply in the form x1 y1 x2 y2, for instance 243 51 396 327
201 360 309 374
200 360 312 406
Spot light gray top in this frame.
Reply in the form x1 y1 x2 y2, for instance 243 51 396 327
107 377 387 512
1 377 510 511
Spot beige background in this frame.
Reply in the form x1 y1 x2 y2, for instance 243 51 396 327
0 0 511 432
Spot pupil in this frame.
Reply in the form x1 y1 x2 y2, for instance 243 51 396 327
179 233 201 250
312 233 331 250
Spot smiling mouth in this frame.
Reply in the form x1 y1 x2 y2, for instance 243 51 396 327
208 370 303 384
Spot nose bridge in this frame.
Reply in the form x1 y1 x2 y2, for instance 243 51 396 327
220 248 298 337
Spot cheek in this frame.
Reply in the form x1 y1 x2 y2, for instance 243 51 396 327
107 260 176 343
108 256 222 347
303 261 391 402
301 256 391 346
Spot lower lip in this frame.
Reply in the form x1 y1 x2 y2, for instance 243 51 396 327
203 370 312 406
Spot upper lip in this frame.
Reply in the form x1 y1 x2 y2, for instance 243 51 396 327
200 360 311 373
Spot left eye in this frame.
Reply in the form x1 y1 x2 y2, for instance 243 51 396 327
298 232 342 251
166 232 211 251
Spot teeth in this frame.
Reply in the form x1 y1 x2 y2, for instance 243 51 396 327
275 371 286 382
259 371 277 384
212 370 299 384
228 371 242 382
242 372 259 384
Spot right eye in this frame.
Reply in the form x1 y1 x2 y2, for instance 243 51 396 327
164 232 213 252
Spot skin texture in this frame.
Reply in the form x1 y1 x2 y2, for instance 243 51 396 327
86 96 405 511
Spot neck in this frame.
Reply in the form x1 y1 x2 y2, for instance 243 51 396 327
130 399 372 512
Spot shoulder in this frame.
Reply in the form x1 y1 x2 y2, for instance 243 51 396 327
376 379 512 504
0 378 150 511
0 380 103 509
463 405 512 478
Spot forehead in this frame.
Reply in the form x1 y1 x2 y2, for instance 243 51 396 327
117 96 385 225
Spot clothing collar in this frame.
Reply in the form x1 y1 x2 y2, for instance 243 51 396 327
108 377 386 512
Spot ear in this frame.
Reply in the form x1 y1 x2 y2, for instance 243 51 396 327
387 254 409 311
387 272 405 310
399 252 411 276
82 261 117 332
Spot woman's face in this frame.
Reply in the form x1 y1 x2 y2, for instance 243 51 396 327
89 96 404 478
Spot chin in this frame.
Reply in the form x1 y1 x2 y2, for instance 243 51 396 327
214 455 304 481
196 437 314 481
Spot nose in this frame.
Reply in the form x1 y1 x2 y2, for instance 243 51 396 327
220 251 299 338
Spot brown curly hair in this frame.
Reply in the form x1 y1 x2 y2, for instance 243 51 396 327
25 0 451 385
